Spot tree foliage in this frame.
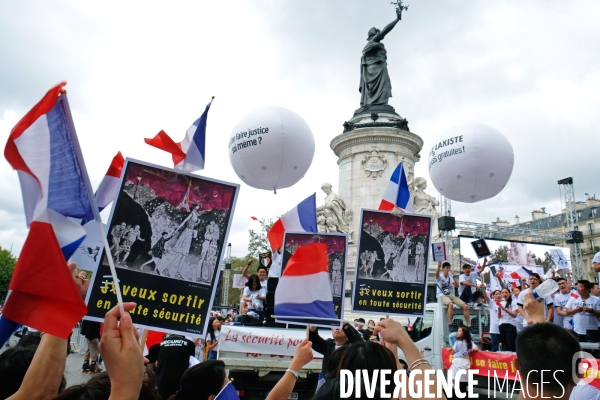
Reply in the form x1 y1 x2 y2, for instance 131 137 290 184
248 217 275 256
221 256 257 307
0 246 17 302
489 245 508 264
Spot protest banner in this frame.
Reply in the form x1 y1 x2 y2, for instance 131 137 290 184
85 159 239 337
351 209 431 317
431 242 447 262
441 348 600 390
259 251 272 272
275 232 347 328
233 274 248 289
220 325 328 357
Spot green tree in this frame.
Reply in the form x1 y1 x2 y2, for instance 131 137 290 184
220 256 258 307
0 246 17 301
489 245 508 264
248 217 275 256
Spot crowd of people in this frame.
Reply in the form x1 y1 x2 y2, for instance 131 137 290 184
2 252 600 400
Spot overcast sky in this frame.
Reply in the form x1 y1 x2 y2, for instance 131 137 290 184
1 0 598 258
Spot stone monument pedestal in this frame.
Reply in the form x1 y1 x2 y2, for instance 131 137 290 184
330 111 423 290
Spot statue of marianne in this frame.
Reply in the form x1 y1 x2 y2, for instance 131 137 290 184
359 9 402 108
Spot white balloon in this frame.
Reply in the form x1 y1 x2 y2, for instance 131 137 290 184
228 107 315 191
428 123 514 203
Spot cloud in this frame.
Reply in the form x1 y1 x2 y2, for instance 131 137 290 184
1 0 599 257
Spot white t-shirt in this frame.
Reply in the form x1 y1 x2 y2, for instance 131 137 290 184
565 295 600 335
260 279 267 289
458 273 477 296
436 274 455 298
243 287 267 310
499 299 518 327
517 288 553 327
553 292 574 329
206 329 220 352
453 339 474 359
570 379 600 399
268 251 283 278
488 298 500 334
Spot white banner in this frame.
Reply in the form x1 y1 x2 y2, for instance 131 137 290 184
220 325 328 357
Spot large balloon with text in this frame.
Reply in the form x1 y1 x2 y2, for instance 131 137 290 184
228 107 315 191
428 123 514 203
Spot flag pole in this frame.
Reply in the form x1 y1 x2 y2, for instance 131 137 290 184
60 90 125 316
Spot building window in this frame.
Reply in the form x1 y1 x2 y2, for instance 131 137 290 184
592 208 598 218
589 223 595 235
590 240 595 251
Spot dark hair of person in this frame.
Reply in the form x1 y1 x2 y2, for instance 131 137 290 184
324 346 346 380
462 264 472 270
207 316 223 342
398 358 408 370
501 288 512 308
170 360 227 400
54 371 159 400
458 326 473 350
442 262 451 268
337 341 397 378
516 322 580 394
256 265 268 273
578 280 592 290
0 346 36 399
530 273 541 281
555 277 566 284
246 274 261 291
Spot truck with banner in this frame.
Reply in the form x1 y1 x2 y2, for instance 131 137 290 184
218 324 328 399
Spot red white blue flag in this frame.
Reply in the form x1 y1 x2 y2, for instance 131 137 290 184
267 194 317 250
145 98 213 172
379 162 413 212
2 82 90 341
95 151 124 210
274 243 337 320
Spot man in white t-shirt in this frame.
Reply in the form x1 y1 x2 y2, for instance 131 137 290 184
565 280 600 342
554 277 575 329
435 261 471 333
458 263 485 304
517 273 554 327
242 259 268 289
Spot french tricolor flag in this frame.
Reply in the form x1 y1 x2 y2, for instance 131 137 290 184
145 98 213 172
95 152 124 210
379 162 413 212
274 243 337 320
267 194 317 250
2 82 90 341
510 266 532 281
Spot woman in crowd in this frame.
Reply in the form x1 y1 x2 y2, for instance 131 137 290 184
448 326 478 395
481 289 502 352
205 316 223 360
366 319 376 336
498 287 518 352
512 286 524 332
243 274 266 321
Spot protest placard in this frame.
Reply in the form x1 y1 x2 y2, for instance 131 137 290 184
85 159 239 337
431 242 447 262
275 232 347 328
351 209 431 317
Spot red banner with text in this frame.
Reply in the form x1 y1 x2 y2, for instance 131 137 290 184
442 348 600 389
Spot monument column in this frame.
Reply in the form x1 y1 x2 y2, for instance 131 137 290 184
331 112 423 289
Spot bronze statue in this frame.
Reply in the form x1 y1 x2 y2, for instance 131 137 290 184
358 7 404 112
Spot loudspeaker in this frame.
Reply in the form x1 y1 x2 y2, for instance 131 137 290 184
567 230 584 244
438 216 456 231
